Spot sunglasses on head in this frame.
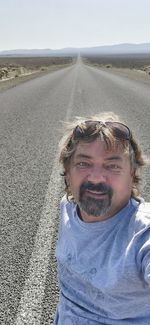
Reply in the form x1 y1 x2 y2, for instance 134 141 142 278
73 120 131 141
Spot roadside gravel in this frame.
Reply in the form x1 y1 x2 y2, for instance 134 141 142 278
1 62 149 93
0 64 72 92
100 66 150 84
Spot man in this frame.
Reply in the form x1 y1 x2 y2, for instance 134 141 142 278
54 112 150 324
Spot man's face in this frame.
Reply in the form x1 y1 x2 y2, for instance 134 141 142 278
65 138 134 222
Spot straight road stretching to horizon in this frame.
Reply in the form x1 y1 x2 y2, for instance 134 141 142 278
0 57 150 325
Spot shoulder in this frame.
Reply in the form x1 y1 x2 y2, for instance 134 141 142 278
60 195 76 222
132 199 150 233
136 200 150 222
60 195 75 210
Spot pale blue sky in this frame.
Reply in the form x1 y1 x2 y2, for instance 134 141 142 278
0 0 150 51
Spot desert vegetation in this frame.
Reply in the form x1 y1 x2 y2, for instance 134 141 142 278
82 54 150 74
0 56 74 81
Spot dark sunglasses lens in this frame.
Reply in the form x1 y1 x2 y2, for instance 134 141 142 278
107 123 130 140
74 122 96 138
73 121 130 141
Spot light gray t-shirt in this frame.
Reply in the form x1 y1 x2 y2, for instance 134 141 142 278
54 196 150 324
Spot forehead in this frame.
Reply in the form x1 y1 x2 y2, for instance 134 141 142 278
73 138 127 159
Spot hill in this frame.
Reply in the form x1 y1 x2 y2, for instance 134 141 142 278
0 43 150 57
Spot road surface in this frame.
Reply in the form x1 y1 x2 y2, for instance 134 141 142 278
0 58 150 324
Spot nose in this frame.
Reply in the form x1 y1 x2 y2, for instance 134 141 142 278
87 166 108 184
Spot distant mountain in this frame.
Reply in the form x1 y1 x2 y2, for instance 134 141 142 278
82 43 150 55
0 48 78 56
0 43 150 56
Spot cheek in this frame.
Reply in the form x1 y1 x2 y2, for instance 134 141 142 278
70 176 82 191
67 170 87 198
66 171 79 190
110 173 133 194
67 168 85 185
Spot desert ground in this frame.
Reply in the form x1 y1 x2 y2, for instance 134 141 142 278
0 54 150 92
82 53 150 84
0 56 74 91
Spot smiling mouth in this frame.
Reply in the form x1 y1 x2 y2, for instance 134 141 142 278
85 189 108 198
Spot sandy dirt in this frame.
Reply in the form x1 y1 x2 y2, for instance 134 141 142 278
0 65 72 92
102 67 150 84
0 56 75 92
1 65 150 94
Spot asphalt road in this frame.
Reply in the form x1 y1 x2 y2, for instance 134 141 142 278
0 58 150 325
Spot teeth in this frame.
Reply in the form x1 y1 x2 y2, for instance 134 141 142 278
87 190 106 195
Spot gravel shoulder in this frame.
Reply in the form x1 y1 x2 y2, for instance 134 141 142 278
0 63 73 92
1 60 149 93
98 67 150 85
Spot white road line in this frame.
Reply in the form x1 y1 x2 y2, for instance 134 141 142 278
14 65 78 325
14 157 61 325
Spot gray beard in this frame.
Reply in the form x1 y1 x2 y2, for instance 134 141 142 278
78 194 112 217
78 181 113 217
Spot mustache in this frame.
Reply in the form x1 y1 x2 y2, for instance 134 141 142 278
80 181 113 195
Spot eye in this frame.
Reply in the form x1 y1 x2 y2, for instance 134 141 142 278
76 161 91 168
106 164 121 171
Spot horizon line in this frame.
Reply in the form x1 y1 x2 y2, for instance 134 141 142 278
0 42 150 52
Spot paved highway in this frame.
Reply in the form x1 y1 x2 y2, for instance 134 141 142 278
0 58 150 324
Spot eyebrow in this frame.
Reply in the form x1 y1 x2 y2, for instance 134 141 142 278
74 154 92 160
105 155 123 161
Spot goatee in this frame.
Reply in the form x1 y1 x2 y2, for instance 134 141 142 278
78 181 113 217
